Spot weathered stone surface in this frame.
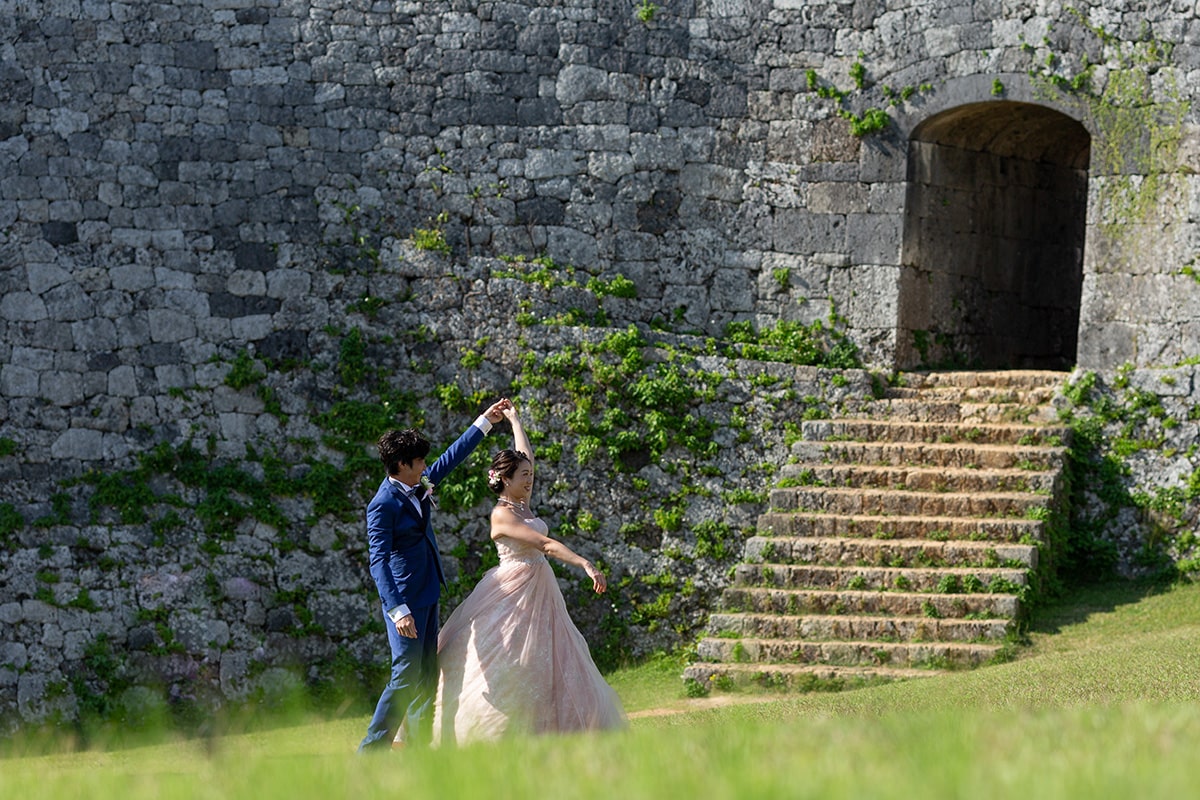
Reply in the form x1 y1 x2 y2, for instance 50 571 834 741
0 0 1196 732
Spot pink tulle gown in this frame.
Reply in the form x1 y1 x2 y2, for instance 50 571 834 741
432 520 627 746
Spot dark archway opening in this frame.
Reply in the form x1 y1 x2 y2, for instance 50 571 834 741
897 101 1091 370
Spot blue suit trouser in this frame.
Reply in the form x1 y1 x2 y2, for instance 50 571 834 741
358 603 440 751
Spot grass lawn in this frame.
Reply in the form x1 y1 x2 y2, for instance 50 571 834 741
3 578 1199 799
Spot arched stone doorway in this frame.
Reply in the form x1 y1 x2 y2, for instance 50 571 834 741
896 102 1091 370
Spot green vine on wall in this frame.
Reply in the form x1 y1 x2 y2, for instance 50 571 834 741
1029 9 1187 236
10 222 867 715
635 0 658 24
806 67 890 137
1058 369 1200 580
805 55 932 138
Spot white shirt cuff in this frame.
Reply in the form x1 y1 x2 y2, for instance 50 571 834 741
473 414 493 434
386 605 410 622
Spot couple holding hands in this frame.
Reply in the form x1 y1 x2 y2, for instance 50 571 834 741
357 399 626 751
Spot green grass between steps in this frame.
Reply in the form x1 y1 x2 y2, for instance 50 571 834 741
3 579 1199 799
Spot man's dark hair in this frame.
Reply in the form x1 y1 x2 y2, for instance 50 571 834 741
378 429 431 475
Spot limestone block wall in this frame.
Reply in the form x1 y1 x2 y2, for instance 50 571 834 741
3 2 1198 369
2 0 1200 729
0 230 876 729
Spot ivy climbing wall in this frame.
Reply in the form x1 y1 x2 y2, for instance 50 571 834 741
1 0 1199 730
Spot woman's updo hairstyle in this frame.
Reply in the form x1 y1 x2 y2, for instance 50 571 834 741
487 449 530 493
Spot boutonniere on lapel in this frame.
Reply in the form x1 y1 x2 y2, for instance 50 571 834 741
419 475 437 508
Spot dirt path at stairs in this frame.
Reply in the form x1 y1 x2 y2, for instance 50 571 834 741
627 694 779 719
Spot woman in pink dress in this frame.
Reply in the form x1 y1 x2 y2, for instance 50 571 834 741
431 405 627 745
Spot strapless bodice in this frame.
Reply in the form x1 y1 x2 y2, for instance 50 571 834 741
494 516 548 565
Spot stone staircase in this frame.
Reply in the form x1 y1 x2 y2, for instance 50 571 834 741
685 370 1070 691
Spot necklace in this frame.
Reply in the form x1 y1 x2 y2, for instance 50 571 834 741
498 496 532 516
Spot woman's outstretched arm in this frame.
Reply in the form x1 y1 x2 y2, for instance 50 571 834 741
494 513 608 594
490 507 607 595
505 405 535 471
544 536 607 593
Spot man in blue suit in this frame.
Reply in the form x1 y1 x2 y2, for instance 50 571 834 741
358 398 511 752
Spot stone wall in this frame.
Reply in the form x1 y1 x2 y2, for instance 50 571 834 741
1055 366 1200 583
0 233 876 729
2 0 1200 729
4 1 1197 374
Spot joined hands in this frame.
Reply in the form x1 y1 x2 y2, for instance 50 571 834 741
483 398 513 424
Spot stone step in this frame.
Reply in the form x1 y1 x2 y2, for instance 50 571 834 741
735 563 1029 593
691 370 1067 695
743 536 1039 569
683 662 947 690
860 399 1059 425
791 440 1067 470
883 385 1059 404
801 419 1070 446
696 636 1003 669
756 512 1045 543
771 486 1052 517
895 370 1069 391
779 463 1062 494
721 587 1020 618
707 612 1013 642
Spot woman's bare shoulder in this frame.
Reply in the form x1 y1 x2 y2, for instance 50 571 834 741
488 504 513 536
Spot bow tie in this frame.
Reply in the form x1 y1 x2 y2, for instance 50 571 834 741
395 479 436 508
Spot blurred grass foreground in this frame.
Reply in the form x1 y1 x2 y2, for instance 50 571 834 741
2 578 1199 800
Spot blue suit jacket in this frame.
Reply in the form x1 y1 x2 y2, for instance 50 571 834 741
366 422 487 619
